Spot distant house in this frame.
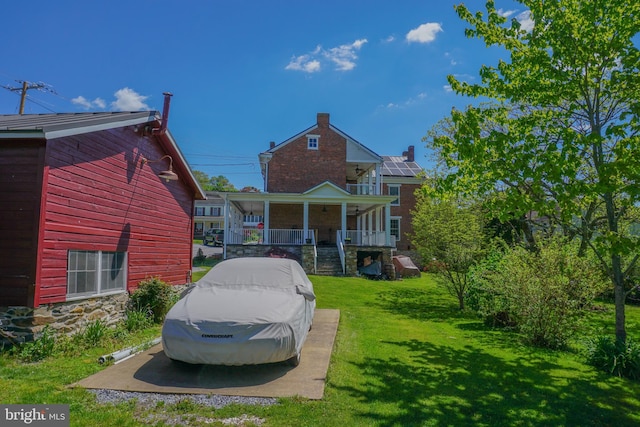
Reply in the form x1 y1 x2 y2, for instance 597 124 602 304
193 191 225 237
0 101 205 343
218 113 424 277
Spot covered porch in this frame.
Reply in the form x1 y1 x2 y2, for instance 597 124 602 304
220 182 397 275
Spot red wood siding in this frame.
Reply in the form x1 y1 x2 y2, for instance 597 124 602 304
267 123 347 193
37 127 194 305
0 140 45 306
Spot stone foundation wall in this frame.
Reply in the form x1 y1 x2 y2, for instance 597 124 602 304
0 283 193 347
0 292 129 346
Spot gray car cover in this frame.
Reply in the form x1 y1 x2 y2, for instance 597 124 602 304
162 257 316 365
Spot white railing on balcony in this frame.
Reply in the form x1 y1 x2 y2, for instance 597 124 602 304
344 230 389 246
346 183 376 195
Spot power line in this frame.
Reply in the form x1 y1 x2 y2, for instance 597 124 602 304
1 80 57 114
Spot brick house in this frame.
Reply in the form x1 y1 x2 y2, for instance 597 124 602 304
220 113 423 277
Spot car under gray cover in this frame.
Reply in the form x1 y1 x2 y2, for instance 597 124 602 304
162 257 316 366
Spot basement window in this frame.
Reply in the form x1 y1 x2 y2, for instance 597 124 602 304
67 250 127 299
307 134 319 150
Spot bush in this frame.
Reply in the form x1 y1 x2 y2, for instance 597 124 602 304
12 326 56 362
585 336 640 380
124 309 153 332
82 319 108 346
129 277 175 323
468 238 608 348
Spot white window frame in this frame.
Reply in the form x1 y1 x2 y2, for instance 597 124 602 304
67 250 127 299
388 184 400 206
195 206 205 216
307 134 320 150
390 217 401 242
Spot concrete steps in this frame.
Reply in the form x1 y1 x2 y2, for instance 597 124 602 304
315 246 344 276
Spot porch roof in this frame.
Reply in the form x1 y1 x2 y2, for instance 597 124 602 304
222 181 396 216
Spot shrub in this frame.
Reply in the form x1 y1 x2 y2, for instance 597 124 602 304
585 336 640 380
129 277 175 323
468 238 608 348
12 326 56 362
82 319 108 346
124 309 153 332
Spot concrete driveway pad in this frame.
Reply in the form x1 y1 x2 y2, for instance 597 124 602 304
74 309 339 400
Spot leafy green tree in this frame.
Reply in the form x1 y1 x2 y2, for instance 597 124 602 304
208 175 237 192
429 0 640 343
411 190 485 309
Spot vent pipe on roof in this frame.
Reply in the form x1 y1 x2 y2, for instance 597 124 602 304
152 92 173 135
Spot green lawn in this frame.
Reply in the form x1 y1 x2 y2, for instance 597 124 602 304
2 275 640 426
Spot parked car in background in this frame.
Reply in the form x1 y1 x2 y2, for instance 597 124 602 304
162 257 316 366
203 229 224 246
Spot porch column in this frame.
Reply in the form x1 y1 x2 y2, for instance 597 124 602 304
367 210 373 244
303 201 309 242
341 202 347 242
375 163 382 194
385 203 391 246
264 200 270 244
223 196 229 258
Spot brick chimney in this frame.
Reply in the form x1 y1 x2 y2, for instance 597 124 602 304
406 145 415 162
317 113 330 128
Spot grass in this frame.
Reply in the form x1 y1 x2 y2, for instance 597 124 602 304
2 275 640 426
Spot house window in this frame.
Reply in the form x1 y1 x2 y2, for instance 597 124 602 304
211 207 222 216
388 185 400 206
194 223 204 234
307 134 319 150
67 250 127 298
390 217 401 242
195 207 205 216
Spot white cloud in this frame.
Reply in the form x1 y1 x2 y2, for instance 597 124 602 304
324 39 368 71
110 88 149 111
445 52 458 66
285 39 368 73
383 92 428 110
384 35 395 43
71 95 106 110
517 10 534 32
443 85 453 93
497 8 517 18
406 22 443 44
285 54 321 73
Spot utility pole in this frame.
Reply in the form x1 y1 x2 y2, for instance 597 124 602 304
1 80 54 114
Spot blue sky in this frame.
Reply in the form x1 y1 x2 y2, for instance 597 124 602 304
1 0 531 190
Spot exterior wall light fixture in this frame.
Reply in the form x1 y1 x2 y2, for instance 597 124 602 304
142 154 178 182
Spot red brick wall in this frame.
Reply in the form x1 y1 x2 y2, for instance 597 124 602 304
384 182 420 251
267 118 347 193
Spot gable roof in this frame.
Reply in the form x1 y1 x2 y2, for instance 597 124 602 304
0 112 157 139
0 112 206 199
262 114 383 164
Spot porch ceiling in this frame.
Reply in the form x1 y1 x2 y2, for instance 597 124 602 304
226 193 396 216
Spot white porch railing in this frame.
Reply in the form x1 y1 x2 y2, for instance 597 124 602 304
227 228 316 245
344 230 389 246
336 231 346 275
227 228 389 246
346 183 376 195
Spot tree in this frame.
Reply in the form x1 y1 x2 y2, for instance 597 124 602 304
191 170 238 192
208 175 237 192
428 0 640 342
411 190 485 309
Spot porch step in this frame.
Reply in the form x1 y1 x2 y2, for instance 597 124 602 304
315 246 344 276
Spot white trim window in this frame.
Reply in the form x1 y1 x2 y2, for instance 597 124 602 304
388 184 400 206
67 250 127 298
390 217 401 242
195 207 205 216
307 134 319 150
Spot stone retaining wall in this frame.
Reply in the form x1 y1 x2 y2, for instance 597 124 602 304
0 284 192 347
